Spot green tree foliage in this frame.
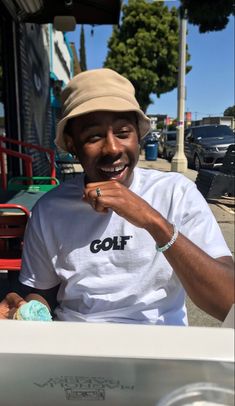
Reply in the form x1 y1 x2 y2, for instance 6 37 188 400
104 0 191 112
224 105 235 118
180 0 234 33
79 25 87 72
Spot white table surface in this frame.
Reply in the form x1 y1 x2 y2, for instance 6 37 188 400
0 322 234 406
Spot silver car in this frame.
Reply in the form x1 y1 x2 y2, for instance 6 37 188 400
184 125 235 170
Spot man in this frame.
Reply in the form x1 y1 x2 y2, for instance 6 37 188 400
7 69 234 324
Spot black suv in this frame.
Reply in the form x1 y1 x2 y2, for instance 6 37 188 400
184 125 235 170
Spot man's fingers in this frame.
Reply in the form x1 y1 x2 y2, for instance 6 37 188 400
0 296 22 319
85 187 120 213
5 292 26 309
0 298 10 319
84 180 122 199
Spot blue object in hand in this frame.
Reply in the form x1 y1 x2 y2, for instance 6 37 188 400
14 300 52 321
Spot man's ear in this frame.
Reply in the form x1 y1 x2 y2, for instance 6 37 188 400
64 133 76 155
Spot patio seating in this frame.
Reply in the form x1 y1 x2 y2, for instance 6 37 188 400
7 176 60 192
0 204 30 276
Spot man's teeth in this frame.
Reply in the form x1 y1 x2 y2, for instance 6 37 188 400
101 165 125 173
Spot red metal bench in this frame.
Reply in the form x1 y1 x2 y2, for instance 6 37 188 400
0 204 30 272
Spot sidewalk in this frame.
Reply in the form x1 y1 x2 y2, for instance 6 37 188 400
138 152 197 182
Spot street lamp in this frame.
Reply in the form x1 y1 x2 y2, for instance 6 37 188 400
171 9 188 173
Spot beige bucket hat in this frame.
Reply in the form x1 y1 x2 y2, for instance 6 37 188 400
55 68 151 151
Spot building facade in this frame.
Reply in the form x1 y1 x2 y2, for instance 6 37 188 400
0 1 77 177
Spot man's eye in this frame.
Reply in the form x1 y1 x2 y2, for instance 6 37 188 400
87 134 102 142
115 129 130 138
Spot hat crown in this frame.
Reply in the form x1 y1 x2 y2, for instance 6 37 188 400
55 68 151 151
62 68 139 117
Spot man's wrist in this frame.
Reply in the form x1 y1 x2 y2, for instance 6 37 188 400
144 212 177 249
156 223 178 252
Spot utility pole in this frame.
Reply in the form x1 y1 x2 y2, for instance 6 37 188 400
171 9 188 173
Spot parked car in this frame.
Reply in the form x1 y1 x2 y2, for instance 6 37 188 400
160 130 177 161
184 125 235 170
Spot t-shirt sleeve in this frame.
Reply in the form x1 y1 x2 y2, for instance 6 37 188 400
19 208 60 290
175 179 232 259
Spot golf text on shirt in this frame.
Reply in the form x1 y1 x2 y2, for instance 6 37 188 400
90 236 132 253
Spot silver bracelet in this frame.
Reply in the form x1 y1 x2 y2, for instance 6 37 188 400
156 223 178 253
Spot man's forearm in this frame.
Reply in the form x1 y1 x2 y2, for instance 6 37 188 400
146 214 234 321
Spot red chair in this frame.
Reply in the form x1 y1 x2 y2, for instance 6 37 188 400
0 204 30 272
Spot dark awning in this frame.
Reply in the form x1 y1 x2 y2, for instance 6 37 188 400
12 0 121 25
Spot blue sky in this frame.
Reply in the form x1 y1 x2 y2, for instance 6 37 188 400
67 11 234 122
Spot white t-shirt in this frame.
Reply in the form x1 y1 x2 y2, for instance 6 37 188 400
20 168 231 325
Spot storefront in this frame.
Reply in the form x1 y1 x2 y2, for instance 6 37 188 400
0 2 53 176
0 0 121 179
0 2 22 176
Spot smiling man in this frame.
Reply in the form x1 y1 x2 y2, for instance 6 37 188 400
13 68 234 324
64 111 139 187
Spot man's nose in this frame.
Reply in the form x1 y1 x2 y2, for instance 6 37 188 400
102 128 122 155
